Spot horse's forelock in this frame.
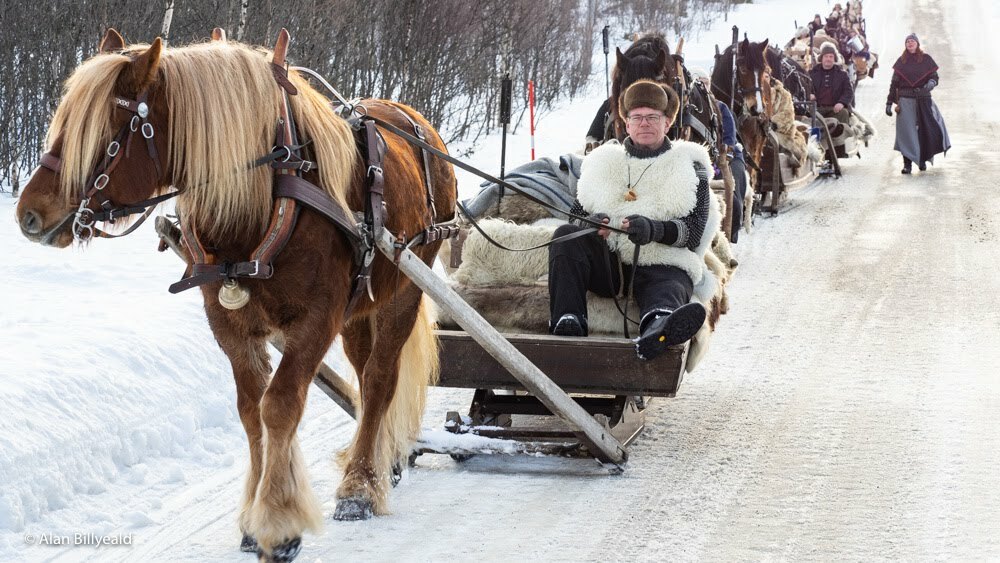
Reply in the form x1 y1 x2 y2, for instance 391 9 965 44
48 53 133 205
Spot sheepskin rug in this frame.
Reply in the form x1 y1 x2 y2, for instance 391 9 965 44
440 216 738 372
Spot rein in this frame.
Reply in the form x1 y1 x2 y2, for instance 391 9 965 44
294 65 626 241
358 114 628 240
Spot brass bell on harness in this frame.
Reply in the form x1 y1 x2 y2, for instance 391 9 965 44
218 279 250 310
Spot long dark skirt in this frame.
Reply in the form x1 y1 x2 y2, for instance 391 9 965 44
895 96 951 164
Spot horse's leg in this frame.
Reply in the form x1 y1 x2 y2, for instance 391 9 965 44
246 322 334 561
341 314 407 488
209 320 271 553
334 289 437 520
341 315 373 387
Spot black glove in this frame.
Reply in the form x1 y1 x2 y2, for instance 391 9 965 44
590 212 610 226
625 215 663 246
885 102 893 116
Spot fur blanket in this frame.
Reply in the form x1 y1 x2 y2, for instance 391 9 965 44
441 213 738 373
823 110 877 148
769 81 810 165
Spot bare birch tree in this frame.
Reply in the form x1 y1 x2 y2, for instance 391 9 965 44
0 0 739 185
236 0 249 41
161 0 175 45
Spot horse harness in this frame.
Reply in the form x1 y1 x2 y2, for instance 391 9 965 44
166 49 454 318
40 43 451 317
40 43 615 314
682 79 722 161
38 89 180 241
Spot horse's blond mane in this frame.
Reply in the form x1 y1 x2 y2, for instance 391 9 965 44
47 41 358 238
48 54 130 204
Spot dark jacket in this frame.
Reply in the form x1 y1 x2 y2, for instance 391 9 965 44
716 101 743 162
809 64 853 107
586 98 612 141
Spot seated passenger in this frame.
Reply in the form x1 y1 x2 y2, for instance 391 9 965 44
548 80 721 360
809 43 853 131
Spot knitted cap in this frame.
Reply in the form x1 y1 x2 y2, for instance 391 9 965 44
620 80 680 121
819 42 838 58
905 33 920 45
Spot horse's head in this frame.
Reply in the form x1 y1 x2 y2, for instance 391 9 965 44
609 35 677 140
615 46 670 92
767 45 813 102
735 38 772 116
17 29 170 248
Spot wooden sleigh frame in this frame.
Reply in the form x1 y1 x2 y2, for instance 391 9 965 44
757 105 856 214
298 231 689 467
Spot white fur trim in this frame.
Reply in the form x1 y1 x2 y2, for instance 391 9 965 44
577 140 720 286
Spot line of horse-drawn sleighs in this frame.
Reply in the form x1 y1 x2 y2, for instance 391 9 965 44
13 7 878 561
432 6 882 462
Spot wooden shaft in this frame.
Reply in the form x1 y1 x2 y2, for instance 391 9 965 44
377 232 627 465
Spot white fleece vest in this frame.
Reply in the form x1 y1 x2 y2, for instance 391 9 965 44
576 139 721 292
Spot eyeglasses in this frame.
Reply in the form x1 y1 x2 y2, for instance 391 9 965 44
626 114 664 125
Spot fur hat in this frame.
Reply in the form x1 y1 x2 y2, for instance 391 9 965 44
620 80 680 121
819 42 838 58
905 33 920 46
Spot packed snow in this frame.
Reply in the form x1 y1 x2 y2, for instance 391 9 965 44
3 0 1000 560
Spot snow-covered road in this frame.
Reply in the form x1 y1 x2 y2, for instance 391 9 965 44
4 0 1000 561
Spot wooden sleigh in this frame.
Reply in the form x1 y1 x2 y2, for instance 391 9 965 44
757 126 819 213
757 101 872 213
280 228 689 467
422 330 686 461
277 225 690 467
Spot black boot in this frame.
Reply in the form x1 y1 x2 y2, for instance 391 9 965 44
918 161 927 171
902 157 912 174
635 303 706 361
551 313 587 337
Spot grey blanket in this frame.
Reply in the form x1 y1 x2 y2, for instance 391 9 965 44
462 154 583 219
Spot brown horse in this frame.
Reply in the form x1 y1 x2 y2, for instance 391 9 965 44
585 33 679 146
712 38 773 191
15 29 456 562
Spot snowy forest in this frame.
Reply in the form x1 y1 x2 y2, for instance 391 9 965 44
0 0 742 194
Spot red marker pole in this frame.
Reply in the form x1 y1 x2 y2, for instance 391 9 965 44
528 80 537 160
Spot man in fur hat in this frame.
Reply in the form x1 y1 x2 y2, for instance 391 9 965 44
548 80 722 361
809 42 853 130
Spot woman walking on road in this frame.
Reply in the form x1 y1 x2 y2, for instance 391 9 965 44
886 33 951 174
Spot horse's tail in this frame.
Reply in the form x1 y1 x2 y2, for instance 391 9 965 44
380 294 438 470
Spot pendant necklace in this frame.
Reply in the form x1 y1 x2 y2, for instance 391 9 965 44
625 158 656 201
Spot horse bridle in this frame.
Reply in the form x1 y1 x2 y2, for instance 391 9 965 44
38 90 178 242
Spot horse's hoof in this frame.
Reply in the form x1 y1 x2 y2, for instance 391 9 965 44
333 496 374 521
257 537 301 562
240 533 258 553
391 462 403 488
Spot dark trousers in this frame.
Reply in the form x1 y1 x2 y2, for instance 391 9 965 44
729 157 747 243
818 106 851 125
548 224 694 331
